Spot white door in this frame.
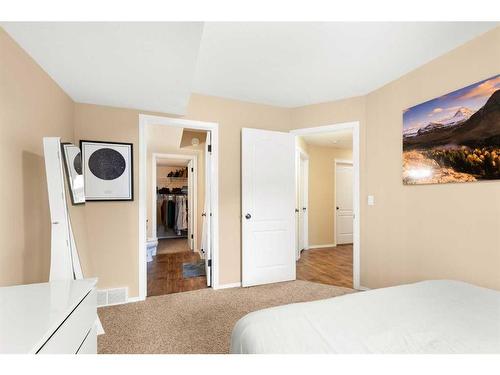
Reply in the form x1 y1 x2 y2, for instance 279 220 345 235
187 160 194 250
201 132 212 286
335 162 354 244
242 128 296 287
298 156 308 253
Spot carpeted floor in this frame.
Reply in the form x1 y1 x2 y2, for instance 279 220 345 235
98 280 354 354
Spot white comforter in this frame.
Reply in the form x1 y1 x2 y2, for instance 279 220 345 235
230 280 500 353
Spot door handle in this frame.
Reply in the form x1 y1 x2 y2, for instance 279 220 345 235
245 213 252 219
302 207 307 211
295 208 299 213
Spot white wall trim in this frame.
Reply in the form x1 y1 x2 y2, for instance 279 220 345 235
357 286 370 291
295 147 309 259
97 296 143 308
291 121 361 290
214 282 241 290
139 114 220 300
126 296 143 303
152 153 198 253
307 243 336 249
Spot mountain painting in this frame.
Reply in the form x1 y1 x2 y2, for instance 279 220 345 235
403 74 500 185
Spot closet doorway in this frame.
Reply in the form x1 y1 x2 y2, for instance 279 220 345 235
152 154 197 250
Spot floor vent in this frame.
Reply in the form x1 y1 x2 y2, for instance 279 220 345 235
97 287 128 307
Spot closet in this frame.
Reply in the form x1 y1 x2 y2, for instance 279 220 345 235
157 166 189 240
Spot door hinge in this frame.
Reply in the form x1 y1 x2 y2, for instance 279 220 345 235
208 144 212 153
191 234 194 239
191 167 194 172
207 259 212 267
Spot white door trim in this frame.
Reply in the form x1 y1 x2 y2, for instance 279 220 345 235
152 153 197 251
295 148 309 256
334 159 353 246
139 114 219 300
290 121 361 290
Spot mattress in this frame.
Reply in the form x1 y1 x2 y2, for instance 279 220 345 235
230 280 500 354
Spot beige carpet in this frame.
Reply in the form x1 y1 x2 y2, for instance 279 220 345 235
156 238 190 254
98 280 353 354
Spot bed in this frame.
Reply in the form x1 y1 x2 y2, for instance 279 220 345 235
230 280 500 354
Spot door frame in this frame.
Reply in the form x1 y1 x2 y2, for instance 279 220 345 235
290 121 361 290
334 159 353 247
152 153 197 250
296 148 309 258
139 114 219 300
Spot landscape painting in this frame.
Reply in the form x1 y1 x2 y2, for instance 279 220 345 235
403 74 500 185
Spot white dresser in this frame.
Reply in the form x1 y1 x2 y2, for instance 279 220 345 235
0 278 98 354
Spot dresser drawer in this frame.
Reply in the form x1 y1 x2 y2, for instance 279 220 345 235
38 289 96 354
77 325 97 354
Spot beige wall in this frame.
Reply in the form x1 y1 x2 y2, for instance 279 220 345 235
360 28 500 290
73 104 142 294
146 124 205 252
71 97 291 293
307 145 353 246
2 25 499 294
0 28 75 287
293 27 500 290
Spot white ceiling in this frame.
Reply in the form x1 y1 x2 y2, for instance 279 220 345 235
2 22 204 114
301 129 353 149
2 22 498 113
194 22 497 107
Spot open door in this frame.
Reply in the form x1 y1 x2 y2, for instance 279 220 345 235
201 131 212 286
242 128 296 287
187 159 194 250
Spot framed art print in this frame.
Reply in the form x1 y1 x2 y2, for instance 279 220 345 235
61 142 85 205
403 74 500 185
80 140 134 201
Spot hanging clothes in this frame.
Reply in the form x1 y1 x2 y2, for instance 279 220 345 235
167 199 176 228
174 195 188 235
157 198 164 225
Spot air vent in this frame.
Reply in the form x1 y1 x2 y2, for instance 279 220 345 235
96 290 108 306
96 287 128 307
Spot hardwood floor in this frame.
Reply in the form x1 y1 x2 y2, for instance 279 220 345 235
296 245 353 288
147 239 207 297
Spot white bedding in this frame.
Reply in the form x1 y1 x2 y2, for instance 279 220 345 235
230 280 500 354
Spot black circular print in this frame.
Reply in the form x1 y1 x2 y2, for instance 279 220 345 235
73 152 82 175
88 148 126 180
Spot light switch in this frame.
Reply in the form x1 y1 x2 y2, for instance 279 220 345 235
367 195 375 206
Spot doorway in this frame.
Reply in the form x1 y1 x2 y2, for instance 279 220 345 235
240 122 360 290
147 153 205 297
292 122 360 289
138 115 220 300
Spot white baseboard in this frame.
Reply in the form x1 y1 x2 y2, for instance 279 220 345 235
357 285 370 291
306 243 336 249
214 282 241 290
127 296 144 303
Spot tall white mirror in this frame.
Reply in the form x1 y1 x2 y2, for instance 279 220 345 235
43 137 104 334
